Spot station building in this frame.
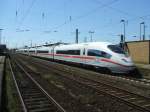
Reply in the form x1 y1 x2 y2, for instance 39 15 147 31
126 40 150 64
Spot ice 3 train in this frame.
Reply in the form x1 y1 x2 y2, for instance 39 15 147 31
17 42 136 73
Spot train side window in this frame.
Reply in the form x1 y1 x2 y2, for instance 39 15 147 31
29 50 35 53
88 49 102 57
101 51 112 59
37 50 48 53
88 49 111 58
56 50 80 55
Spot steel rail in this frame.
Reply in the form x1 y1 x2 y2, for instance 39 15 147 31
8 58 27 112
14 59 67 112
19 54 150 86
18 55 150 112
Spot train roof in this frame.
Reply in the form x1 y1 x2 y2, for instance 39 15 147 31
63 42 112 46
29 47 36 50
55 42 113 49
18 41 115 51
36 46 50 50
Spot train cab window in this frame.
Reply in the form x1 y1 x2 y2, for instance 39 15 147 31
108 45 125 54
88 49 111 58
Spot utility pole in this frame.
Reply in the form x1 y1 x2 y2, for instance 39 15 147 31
84 37 87 43
120 34 124 44
76 29 79 43
140 23 142 40
120 34 124 49
30 40 32 47
0 29 4 44
140 22 145 41
89 31 94 42
143 24 146 40
120 19 126 43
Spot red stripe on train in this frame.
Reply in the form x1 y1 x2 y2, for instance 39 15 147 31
100 59 128 67
37 53 128 67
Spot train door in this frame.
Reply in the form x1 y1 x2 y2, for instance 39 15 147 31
82 48 87 64
52 47 54 60
52 46 56 60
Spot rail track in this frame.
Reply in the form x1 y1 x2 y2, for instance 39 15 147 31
8 58 66 112
21 54 150 86
15 54 150 112
98 73 150 86
20 54 150 111
70 75 150 112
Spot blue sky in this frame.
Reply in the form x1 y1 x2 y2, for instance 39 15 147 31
0 0 150 48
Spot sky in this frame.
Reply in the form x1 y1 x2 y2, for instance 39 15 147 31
0 0 150 48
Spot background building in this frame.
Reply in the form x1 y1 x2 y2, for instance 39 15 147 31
126 40 150 64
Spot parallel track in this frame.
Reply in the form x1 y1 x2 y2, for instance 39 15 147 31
70 75 150 112
16 55 150 112
18 55 150 87
98 73 150 86
8 58 66 112
23 54 150 86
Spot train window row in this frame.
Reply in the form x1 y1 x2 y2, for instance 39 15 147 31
88 49 112 58
37 50 49 53
28 50 49 53
29 50 35 53
56 50 80 55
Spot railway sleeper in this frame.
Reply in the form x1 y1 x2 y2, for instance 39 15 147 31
142 104 150 107
24 97 47 102
29 107 59 112
124 97 137 101
23 90 42 94
23 92 42 96
24 94 45 99
25 100 50 105
27 103 53 109
113 92 123 95
119 94 131 98
23 88 40 91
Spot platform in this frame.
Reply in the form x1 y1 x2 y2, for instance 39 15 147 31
0 56 5 110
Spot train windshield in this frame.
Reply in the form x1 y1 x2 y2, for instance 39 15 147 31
108 45 125 54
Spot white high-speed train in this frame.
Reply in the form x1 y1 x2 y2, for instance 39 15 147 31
17 42 136 73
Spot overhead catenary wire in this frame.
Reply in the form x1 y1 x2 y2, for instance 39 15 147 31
17 0 37 29
48 0 119 31
92 0 137 17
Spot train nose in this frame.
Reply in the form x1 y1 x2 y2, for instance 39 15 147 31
120 56 135 67
122 57 132 63
121 56 133 62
